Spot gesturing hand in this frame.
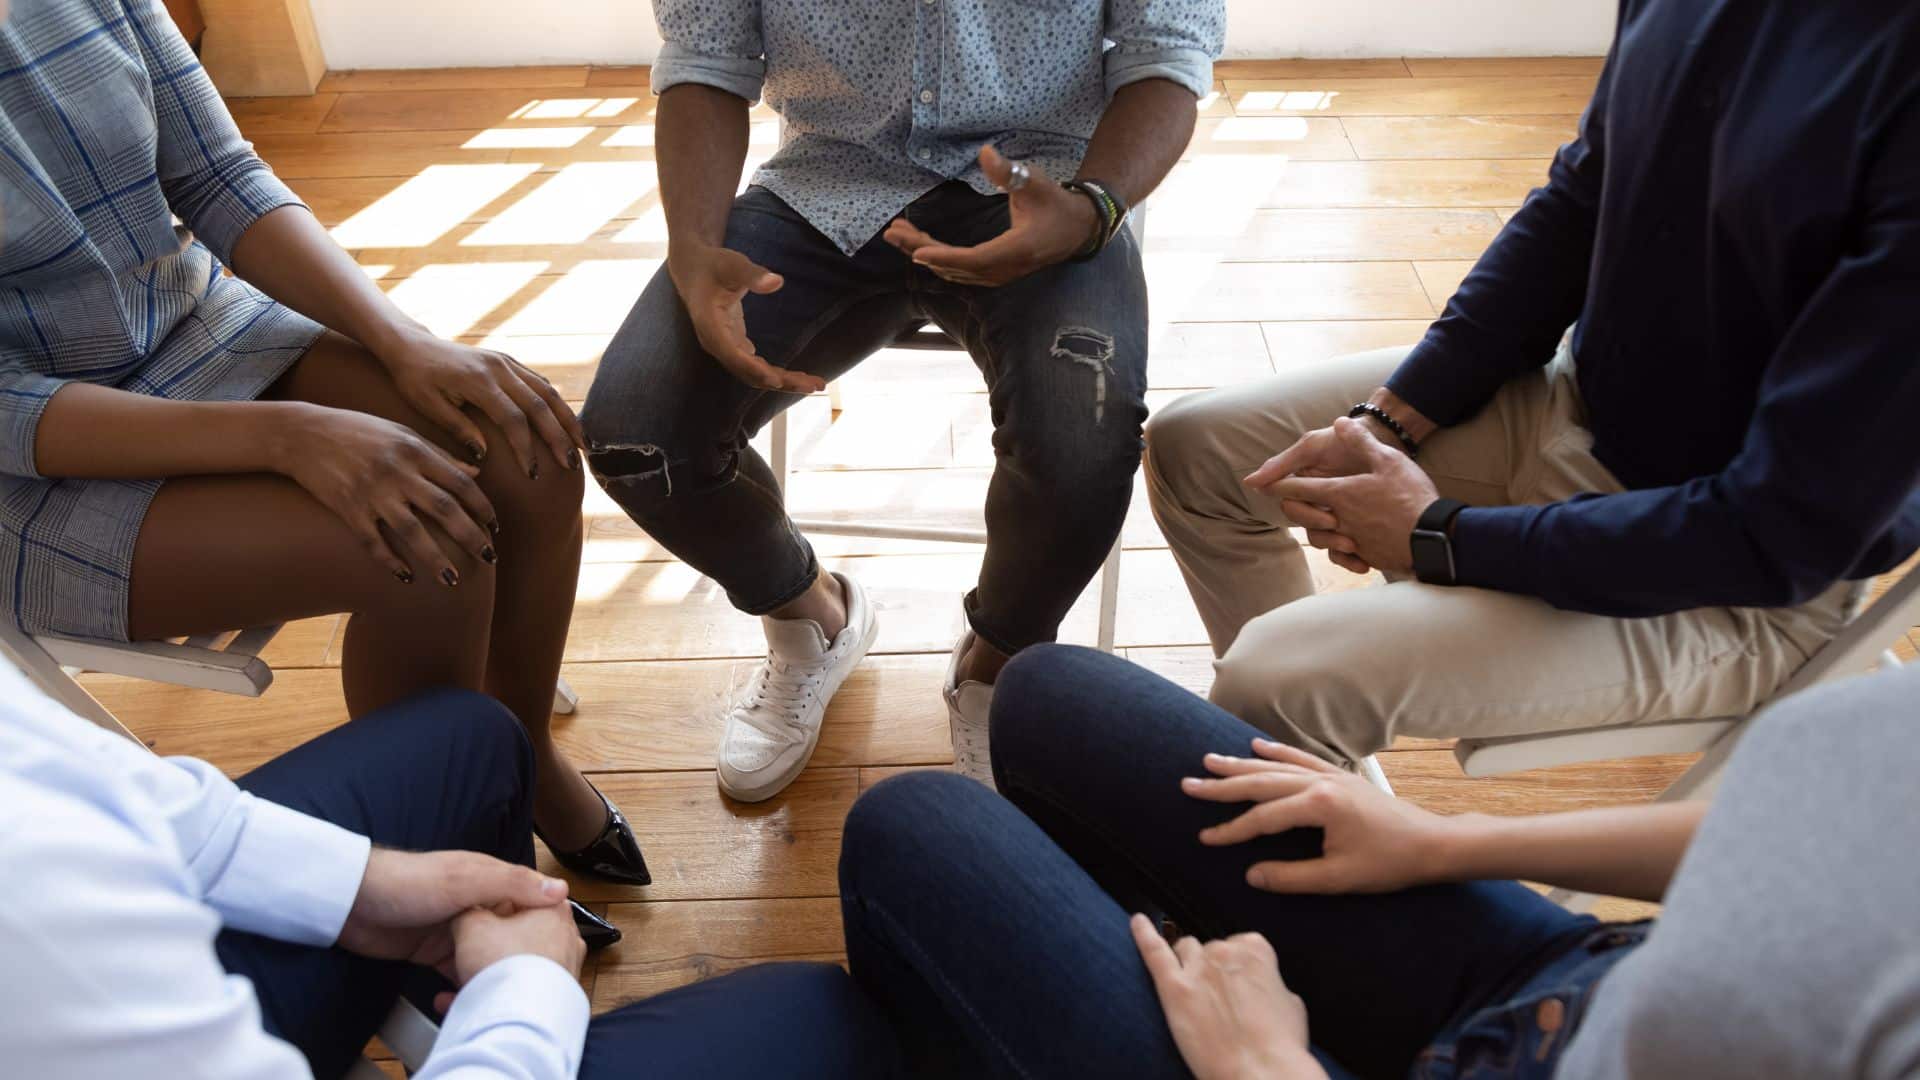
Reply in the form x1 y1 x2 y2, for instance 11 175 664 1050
274 405 497 586
883 145 1101 287
1243 417 1439 577
668 244 823 394
1185 739 1451 895
1130 915 1324 1080
379 330 585 479
338 849 569 969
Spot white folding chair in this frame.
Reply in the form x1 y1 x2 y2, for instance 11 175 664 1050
1454 571 1920 909
766 212 1148 655
345 997 440 1078
0 618 579 746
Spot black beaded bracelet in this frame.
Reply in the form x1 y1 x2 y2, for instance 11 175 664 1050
1062 178 1128 262
1347 402 1420 458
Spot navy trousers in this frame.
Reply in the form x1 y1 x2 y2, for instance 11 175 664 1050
214 689 899 1078
839 647 1615 1080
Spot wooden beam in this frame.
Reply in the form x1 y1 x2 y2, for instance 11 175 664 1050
197 0 325 97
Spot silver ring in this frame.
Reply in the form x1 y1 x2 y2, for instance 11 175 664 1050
1003 160 1031 193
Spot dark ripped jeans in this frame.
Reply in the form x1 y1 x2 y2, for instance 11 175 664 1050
579 182 1149 654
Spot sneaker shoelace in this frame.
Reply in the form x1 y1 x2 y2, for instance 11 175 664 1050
951 703 991 773
738 656 829 742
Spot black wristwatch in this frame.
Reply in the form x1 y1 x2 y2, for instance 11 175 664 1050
1410 497 1468 586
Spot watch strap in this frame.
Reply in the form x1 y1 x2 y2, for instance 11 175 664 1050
1417 497 1468 535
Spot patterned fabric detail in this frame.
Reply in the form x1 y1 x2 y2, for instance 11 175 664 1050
0 0 324 639
652 0 1223 254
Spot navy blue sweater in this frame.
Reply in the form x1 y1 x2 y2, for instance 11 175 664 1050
1387 0 1920 617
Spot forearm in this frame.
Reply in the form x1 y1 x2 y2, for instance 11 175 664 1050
227 204 428 358
34 382 313 480
1434 801 1706 902
657 83 752 259
1077 78 1198 208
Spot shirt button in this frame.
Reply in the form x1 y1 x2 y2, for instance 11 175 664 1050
919 89 935 104
918 147 932 159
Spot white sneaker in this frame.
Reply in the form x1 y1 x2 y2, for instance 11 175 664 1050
943 630 996 788
717 572 878 803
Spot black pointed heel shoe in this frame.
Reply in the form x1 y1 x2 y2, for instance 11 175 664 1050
537 780 652 886
570 899 622 952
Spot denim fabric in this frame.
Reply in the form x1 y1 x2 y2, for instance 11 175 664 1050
1414 923 1650 1080
839 646 1631 1079
215 688 902 1079
582 183 1149 653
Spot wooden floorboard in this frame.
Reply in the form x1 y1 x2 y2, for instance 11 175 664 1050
91 58 1920 1025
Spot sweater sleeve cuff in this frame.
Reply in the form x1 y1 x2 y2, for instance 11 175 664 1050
1448 504 1545 597
1383 337 1489 429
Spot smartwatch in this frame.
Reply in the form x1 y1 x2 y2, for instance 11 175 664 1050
1410 497 1468 586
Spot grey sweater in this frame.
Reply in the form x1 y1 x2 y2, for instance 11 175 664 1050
1557 664 1920 1078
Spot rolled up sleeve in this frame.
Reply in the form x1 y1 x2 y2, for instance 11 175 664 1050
124 0 305 265
651 0 768 104
0 368 66 479
1104 0 1226 100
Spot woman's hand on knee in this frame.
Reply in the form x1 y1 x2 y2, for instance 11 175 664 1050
1184 739 1451 895
270 403 499 585
377 330 586 480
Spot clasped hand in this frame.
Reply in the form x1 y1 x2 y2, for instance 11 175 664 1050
1242 416 1439 576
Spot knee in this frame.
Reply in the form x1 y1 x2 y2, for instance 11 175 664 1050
839 771 995 891
474 432 586 547
392 687 534 804
988 643 1107 777
1143 389 1240 509
1209 606 1385 763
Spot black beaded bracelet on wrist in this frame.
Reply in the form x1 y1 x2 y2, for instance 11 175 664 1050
1347 402 1421 458
1062 178 1128 262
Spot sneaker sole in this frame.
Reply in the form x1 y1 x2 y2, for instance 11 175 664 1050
716 607 881 804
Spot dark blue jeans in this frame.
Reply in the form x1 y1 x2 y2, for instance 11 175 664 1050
838 646 1642 1079
579 183 1149 654
215 689 899 1079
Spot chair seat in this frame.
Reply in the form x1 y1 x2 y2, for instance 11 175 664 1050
1454 718 1739 778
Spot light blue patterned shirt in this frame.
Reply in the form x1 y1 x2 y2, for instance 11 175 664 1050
652 0 1224 254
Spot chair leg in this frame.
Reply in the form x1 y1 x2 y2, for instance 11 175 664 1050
0 620 144 745
552 677 579 716
1357 754 1395 796
1096 535 1122 653
770 409 789 496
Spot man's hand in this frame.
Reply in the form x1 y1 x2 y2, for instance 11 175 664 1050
1131 915 1325 1080
434 902 587 1013
1244 418 1440 576
667 244 824 394
337 849 569 969
883 145 1100 287
1186 739 1454 894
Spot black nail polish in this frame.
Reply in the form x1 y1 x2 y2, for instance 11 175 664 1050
529 459 541 480
394 569 414 585
440 567 459 587
467 441 486 463
488 519 501 536
481 545 497 564
567 448 580 470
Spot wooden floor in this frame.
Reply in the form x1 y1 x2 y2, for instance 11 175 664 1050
86 59 1920 1043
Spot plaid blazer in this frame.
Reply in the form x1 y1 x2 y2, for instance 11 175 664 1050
0 0 320 639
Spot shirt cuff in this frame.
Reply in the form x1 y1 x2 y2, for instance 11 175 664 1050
1448 504 1546 597
0 371 68 479
187 162 306 267
1105 46 1215 101
203 794 370 946
436 955 591 1073
651 42 767 104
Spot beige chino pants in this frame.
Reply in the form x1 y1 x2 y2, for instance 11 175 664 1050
1143 345 1858 764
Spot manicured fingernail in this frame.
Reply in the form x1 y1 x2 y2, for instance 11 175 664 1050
467 441 486 463
566 449 580 470
1181 776 1201 789
1247 866 1266 888
529 459 540 480
1254 738 1280 748
440 567 459 587
541 877 566 897
481 545 497 564
394 569 414 585
488 519 501 536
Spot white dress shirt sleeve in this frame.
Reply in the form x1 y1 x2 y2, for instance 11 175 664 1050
415 956 593 1079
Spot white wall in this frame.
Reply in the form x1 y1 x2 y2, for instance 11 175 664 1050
312 0 1614 72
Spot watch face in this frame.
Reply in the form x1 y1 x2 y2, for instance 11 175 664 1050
1411 528 1454 586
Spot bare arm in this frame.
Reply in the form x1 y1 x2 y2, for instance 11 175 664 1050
656 83 753 263
1189 741 1707 904
34 386 303 479
227 205 427 363
1075 77 1200 209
